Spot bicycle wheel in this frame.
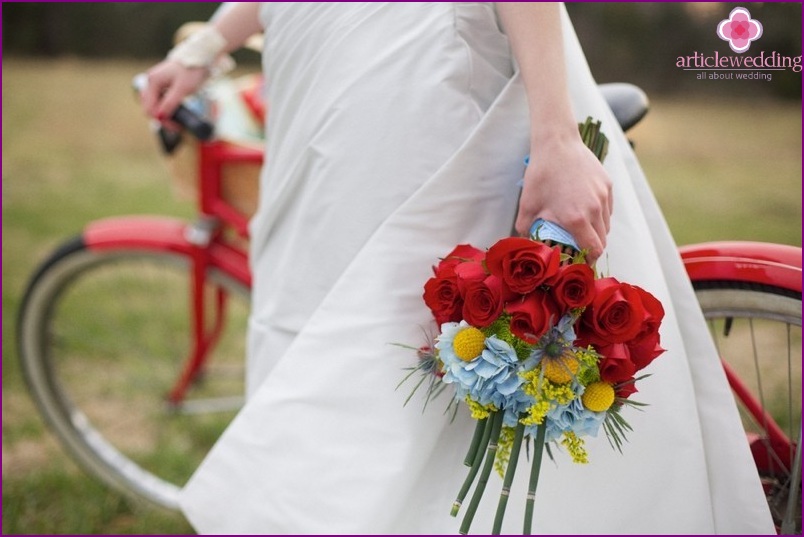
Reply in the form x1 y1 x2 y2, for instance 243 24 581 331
17 236 249 510
693 280 801 533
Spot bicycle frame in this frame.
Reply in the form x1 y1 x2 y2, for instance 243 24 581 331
82 138 261 405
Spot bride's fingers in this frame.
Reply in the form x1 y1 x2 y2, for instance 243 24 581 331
513 211 533 237
571 220 604 263
139 77 163 119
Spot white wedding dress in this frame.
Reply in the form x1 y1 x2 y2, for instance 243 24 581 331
180 3 775 534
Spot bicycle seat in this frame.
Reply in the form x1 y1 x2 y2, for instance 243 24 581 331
599 83 649 132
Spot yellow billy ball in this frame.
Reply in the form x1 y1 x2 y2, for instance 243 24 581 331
452 327 486 361
582 382 616 412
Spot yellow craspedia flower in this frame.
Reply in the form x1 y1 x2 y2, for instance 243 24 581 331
582 381 616 412
453 327 486 361
542 353 580 384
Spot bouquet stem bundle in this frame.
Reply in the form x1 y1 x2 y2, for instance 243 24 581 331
580 116 609 162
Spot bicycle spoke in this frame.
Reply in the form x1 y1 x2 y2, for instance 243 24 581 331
694 283 801 533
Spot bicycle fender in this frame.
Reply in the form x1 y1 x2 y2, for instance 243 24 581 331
679 241 802 293
82 216 251 287
84 216 193 253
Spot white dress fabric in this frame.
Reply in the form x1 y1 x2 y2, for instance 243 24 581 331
180 3 775 534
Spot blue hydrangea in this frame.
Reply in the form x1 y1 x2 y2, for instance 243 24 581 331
535 394 606 442
436 322 527 414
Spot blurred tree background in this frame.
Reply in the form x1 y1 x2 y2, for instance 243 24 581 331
569 2 802 99
3 2 801 99
3 3 219 59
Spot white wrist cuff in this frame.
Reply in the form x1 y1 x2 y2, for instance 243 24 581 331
167 25 228 69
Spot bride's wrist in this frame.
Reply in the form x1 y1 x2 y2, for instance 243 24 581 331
529 130 582 159
167 24 234 76
530 119 580 147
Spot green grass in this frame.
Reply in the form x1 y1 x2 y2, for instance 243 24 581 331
629 94 801 246
3 58 196 535
3 469 192 535
2 58 801 534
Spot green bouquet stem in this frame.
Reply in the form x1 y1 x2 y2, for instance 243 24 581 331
452 414 495 517
523 426 547 535
579 116 609 162
463 418 488 467
459 411 505 535
491 421 526 534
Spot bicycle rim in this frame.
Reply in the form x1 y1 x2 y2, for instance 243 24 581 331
17 237 249 510
694 281 801 534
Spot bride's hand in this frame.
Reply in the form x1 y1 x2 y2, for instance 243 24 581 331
514 135 613 263
139 60 209 128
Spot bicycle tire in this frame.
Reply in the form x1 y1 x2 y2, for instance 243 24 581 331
17 236 249 510
692 279 801 534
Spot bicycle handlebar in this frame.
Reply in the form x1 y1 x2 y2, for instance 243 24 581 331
132 73 214 141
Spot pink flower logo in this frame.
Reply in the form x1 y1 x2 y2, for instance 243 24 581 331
717 7 763 53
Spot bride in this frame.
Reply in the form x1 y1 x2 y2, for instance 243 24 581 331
141 3 774 534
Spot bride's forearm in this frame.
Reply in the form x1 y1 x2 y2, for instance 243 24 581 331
209 2 263 55
496 2 579 146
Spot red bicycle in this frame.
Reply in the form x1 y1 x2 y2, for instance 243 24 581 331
16 76 801 532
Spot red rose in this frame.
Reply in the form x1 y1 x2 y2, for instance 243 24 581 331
633 286 665 335
506 289 558 343
580 278 646 344
438 244 485 271
548 263 596 310
423 244 487 326
628 331 665 371
624 286 666 370
454 258 487 294
423 265 463 325
462 275 505 328
596 342 637 384
486 237 561 294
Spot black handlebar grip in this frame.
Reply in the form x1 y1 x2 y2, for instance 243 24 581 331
132 73 214 141
171 104 214 141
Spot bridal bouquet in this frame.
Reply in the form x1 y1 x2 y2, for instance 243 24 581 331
400 119 667 535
